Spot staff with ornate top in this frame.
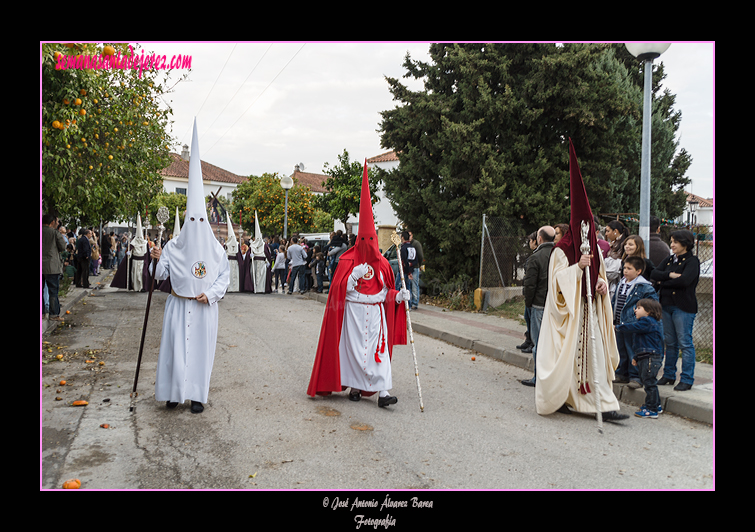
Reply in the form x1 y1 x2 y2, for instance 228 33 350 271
129 205 169 412
580 220 603 433
391 231 424 412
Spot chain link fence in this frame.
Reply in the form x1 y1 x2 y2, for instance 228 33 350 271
478 216 532 308
479 216 713 358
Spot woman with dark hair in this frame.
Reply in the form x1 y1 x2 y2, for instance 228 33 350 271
604 220 629 296
651 229 700 391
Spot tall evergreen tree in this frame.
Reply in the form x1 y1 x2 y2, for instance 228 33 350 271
378 43 690 282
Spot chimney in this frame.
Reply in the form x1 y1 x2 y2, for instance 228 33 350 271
294 164 300 173
181 144 190 161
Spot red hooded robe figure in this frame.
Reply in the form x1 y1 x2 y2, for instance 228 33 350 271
307 161 408 400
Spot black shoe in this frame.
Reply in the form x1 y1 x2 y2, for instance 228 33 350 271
674 382 692 391
378 395 398 407
613 376 630 384
349 389 361 402
520 378 535 387
517 340 533 350
166 401 178 409
190 401 204 413
521 346 533 353
602 411 629 421
657 377 676 385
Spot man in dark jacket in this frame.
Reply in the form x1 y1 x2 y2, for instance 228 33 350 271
75 228 92 288
648 216 671 266
42 214 68 320
520 226 555 386
399 231 419 308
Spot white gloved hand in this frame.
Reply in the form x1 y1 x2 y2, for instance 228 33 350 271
396 288 411 302
350 263 370 280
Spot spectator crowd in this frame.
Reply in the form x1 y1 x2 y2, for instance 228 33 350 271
518 215 702 419
42 211 700 419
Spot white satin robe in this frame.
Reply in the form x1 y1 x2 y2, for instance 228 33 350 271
338 272 392 394
151 249 230 404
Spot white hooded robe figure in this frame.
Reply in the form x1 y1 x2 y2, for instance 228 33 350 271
225 214 240 292
130 214 149 292
250 211 272 293
151 118 230 412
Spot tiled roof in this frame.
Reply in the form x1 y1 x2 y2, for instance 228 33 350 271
160 153 247 184
685 191 713 208
291 169 328 193
367 150 399 163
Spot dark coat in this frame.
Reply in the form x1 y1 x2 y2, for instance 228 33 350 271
523 241 554 308
616 316 665 359
650 251 699 313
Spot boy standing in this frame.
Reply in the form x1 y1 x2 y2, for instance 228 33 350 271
616 299 665 418
612 255 658 388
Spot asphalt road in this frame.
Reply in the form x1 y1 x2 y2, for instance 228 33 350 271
41 285 714 491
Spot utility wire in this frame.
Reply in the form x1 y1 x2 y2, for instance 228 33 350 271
179 43 238 146
204 43 306 157
200 43 273 143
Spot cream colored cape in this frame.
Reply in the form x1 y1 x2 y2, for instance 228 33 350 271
535 247 620 415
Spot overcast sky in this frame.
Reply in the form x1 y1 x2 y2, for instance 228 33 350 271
141 42 714 200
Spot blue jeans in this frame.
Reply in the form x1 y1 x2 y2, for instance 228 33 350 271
527 306 544 382
395 268 419 308
43 274 61 317
289 265 306 293
410 268 420 309
661 305 696 385
637 353 662 412
615 328 640 382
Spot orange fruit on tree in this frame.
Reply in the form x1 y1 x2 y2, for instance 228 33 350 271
79 109 86 116
103 45 115 56
52 120 61 129
75 98 82 105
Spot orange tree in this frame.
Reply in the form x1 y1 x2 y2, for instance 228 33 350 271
41 42 179 227
231 172 324 237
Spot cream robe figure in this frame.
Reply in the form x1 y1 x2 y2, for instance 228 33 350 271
535 139 624 420
151 118 229 413
225 214 240 293
535 247 620 415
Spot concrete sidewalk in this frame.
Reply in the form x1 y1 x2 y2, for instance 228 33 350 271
306 292 713 425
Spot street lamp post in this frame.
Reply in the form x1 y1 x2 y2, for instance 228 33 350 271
625 42 671 252
280 173 294 239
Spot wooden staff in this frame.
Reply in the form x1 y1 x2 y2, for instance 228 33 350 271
129 206 169 412
391 232 424 412
580 220 603 433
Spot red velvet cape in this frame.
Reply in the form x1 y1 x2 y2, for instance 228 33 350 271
306 247 407 397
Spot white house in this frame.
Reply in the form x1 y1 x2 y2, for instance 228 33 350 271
675 191 714 228
331 151 402 236
161 144 247 202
